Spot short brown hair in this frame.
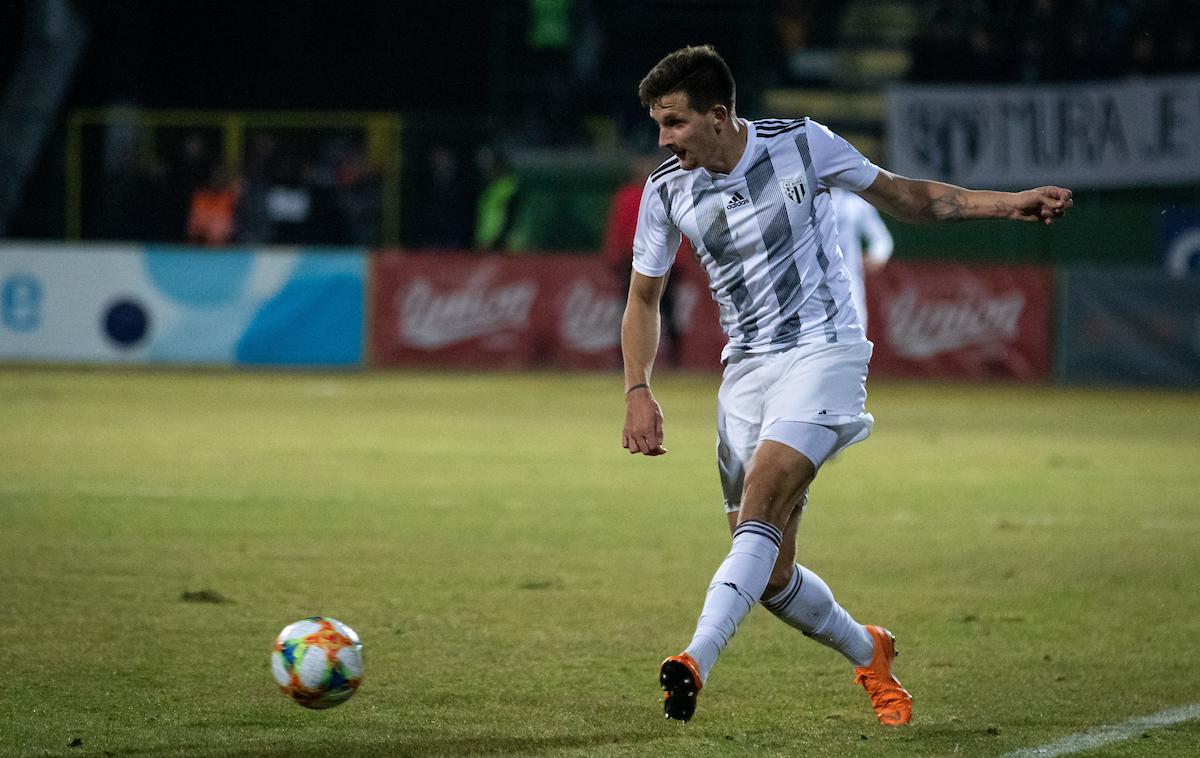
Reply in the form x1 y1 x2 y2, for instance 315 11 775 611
638 44 736 114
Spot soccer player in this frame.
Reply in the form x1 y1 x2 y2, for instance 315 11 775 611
831 187 893 333
620 44 1071 726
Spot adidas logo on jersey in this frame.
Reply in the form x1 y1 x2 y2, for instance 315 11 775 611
726 192 749 209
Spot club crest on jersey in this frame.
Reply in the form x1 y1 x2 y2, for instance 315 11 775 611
780 177 806 204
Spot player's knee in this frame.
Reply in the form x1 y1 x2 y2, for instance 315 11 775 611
763 562 794 598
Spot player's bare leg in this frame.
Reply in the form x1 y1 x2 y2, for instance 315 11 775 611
660 441 813 722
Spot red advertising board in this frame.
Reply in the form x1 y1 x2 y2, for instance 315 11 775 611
369 252 726 370
865 261 1053 380
371 254 1052 380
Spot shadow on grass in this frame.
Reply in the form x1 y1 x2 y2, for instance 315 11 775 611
114 730 661 757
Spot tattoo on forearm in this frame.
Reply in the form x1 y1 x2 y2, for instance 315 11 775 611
927 190 968 221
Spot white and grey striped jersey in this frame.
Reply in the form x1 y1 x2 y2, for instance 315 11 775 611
632 117 880 363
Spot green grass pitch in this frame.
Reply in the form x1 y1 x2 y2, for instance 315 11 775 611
2 367 1199 757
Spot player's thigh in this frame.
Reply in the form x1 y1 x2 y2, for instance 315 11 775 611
761 341 875 463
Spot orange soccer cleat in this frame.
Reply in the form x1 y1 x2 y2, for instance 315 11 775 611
659 653 703 723
854 625 913 726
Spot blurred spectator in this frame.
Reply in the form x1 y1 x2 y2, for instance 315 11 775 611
166 131 217 238
264 155 317 244
412 145 475 249
87 127 392 247
186 164 240 246
332 142 383 246
474 147 522 251
244 149 342 245
302 135 373 245
234 133 278 244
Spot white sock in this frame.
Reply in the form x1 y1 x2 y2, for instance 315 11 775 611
762 563 875 667
683 519 782 683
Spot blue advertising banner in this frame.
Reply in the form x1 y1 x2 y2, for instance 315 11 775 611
1057 268 1200 388
0 244 365 366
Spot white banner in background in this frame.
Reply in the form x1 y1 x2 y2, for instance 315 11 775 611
886 74 1200 189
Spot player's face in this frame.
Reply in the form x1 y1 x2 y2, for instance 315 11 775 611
650 92 719 171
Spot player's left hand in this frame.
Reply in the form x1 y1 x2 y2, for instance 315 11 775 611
1012 186 1073 225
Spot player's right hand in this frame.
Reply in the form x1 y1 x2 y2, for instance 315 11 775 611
1011 186 1073 224
623 389 667 456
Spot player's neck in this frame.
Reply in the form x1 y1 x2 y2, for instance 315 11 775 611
706 116 747 175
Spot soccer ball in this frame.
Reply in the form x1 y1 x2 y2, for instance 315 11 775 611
271 617 364 709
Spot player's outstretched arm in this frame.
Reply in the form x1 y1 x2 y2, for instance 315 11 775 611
858 169 1073 226
622 272 668 456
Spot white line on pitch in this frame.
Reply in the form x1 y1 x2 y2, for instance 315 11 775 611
1002 703 1200 757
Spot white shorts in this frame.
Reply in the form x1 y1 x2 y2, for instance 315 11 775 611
717 340 874 513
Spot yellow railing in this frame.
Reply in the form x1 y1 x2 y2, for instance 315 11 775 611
66 108 403 244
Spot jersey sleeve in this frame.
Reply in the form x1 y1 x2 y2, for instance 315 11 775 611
806 118 880 192
631 179 682 278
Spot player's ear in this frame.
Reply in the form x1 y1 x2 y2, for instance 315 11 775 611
711 104 729 130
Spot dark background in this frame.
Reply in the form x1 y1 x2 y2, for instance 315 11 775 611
2 0 1198 251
